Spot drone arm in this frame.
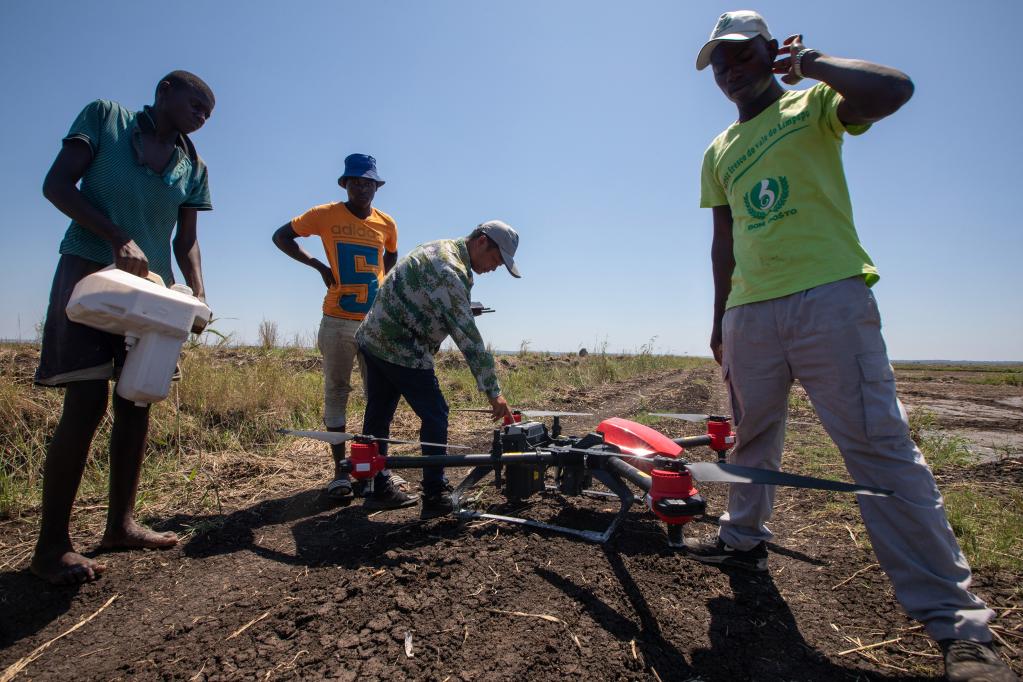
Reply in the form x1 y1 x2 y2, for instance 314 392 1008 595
601 456 652 493
673 434 713 449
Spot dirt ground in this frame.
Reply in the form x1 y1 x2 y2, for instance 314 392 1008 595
1 361 1021 681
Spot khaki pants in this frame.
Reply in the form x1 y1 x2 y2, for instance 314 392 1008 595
317 315 366 429
720 277 993 642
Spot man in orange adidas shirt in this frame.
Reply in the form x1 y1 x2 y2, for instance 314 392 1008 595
273 154 414 510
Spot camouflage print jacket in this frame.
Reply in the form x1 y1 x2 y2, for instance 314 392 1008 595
356 238 501 398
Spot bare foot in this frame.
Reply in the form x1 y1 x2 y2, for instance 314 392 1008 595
99 520 178 551
31 548 107 585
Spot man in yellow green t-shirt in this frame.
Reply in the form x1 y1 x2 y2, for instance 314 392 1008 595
273 154 415 511
693 11 1016 681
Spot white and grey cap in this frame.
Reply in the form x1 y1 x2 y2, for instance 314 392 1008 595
478 220 521 278
696 10 773 71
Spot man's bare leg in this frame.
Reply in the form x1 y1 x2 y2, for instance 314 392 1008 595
98 392 177 550
30 380 109 584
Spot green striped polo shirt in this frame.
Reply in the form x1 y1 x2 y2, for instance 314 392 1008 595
57 100 212 284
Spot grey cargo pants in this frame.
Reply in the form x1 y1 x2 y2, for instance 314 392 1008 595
719 276 993 642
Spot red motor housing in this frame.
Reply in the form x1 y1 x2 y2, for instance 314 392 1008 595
648 467 702 525
349 441 386 480
707 419 736 452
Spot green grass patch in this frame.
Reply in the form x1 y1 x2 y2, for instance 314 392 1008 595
944 486 1023 571
892 362 1023 374
908 411 976 472
965 373 1023 387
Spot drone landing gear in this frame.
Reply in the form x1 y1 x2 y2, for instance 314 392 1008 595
451 466 636 544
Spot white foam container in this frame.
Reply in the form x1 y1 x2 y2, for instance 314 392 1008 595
66 266 212 405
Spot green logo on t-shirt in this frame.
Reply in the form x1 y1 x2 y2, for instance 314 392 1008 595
744 176 790 220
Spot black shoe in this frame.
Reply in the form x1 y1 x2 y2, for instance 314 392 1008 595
683 534 768 572
363 482 419 511
421 484 454 520
351 478 368 498
940 639 1018 682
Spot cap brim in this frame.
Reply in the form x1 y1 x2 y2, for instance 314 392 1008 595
695 32 761 70
499 249 521 278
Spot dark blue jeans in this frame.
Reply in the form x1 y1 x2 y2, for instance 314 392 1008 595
360 347 449 492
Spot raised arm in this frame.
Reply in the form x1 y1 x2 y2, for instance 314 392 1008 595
271 222 335 288
710 204 735 365
775 35 914 125
43 139 149 277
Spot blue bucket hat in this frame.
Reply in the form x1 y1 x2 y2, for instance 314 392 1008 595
338 153 385 186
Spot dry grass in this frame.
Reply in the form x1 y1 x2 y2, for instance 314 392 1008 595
0 344 694 522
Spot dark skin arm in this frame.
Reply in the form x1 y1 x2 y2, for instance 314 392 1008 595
42 139 149 277
272 223 336 287
774 35 914 126
173 207 205 299
709 204 735 365
173 207 209 332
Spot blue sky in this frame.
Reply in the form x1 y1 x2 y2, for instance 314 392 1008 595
2 1 1021 360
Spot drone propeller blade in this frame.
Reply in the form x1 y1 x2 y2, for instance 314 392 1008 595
519 410 594 418
685 461 893 497
649 412 720 422
378 437 470 450
280 429 468 450
279 429 354 445
452 408 493 413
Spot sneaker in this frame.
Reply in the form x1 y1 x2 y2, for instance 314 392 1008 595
683 534 768 572
363 482 419 511
421 484 454 520
940 639 1018 682
389 473 410 490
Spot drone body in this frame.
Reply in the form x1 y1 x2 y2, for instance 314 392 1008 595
282 411 893 548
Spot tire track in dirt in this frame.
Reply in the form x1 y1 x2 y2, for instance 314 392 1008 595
572 363 729 424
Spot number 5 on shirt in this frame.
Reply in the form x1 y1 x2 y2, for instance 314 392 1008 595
336 242 379 314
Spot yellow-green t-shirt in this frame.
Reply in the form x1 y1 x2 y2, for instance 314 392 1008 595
700 83 879 309
291 203 398 321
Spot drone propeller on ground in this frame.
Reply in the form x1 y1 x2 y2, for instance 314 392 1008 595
519 410 593 418
649 412 732 423
279 429 470 450
452 409 593 418
559 446 893 497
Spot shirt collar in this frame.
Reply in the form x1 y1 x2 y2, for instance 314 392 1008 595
132 106 199 165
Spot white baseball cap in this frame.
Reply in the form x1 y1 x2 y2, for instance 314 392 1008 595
696 10 773 71
478 220 521 278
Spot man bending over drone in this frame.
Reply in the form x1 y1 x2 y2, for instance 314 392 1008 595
356 221 519 519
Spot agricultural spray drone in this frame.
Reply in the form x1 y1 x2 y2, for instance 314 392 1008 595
282 410 892 547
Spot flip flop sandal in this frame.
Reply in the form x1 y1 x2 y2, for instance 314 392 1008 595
325 478 355 505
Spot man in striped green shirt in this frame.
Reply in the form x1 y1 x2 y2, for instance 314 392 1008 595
356 221 520 517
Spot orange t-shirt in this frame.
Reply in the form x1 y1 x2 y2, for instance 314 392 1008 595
291 203 398 320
